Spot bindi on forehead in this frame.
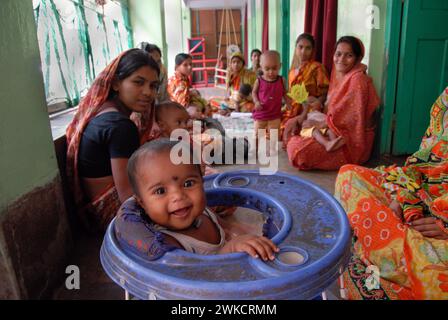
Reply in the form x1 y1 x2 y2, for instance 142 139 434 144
172 176 179 181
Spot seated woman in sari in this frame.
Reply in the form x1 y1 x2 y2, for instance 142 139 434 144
167 53 208 116
225 52 257 113
66 49 160 231
280 33 329 139
284 36 380 170
335 87 448 300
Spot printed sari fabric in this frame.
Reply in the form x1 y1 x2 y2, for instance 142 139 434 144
226 67 257 94
209 68 256 112
225 68 256 112
334 88 448 300
280 61 329 136
85 184 122 231
66 50 156 231
286 62 380 170
167 71 208 111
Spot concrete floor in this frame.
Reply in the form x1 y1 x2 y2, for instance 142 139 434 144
52 87 406 300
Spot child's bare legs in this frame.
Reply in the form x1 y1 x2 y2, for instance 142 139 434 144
254 120 267 158
255 119 280 157
312 128 345 152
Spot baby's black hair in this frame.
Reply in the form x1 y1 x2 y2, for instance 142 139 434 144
127 138 202 197
239 84 252 97
155 101 188 123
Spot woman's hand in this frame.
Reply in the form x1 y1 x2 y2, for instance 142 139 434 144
410 217 448 240
220 235 279 261
283 117 300 143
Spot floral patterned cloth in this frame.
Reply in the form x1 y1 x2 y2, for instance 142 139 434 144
334 87 448 299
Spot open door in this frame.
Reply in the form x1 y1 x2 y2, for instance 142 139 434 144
392 0 448 155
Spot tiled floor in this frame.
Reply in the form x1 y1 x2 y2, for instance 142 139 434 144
51 87 407 300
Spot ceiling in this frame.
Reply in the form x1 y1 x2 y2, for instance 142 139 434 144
183 0 247 10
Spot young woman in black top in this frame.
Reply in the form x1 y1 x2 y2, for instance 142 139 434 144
66 49 160 230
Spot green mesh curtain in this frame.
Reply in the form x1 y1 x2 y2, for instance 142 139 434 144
33 0 133 109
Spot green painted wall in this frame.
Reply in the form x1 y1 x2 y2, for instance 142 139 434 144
128 0 167 63
128 0 190 75
255 0 263 50
337 0 374 66
268 0 280 51
369 0 387 95
248 0 263 56
0 0 59 212
289 0 306 65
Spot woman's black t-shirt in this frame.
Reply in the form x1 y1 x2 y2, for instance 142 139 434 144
78 112 140 178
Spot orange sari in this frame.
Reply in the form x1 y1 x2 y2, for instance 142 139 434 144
286 62 380 170
280 61 329 136
335 88 448 300
66 50 156 231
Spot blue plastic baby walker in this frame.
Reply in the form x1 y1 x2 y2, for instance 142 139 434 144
100 170 351 300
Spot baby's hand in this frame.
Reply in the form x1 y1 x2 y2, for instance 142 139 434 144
222 235 279 261
254 101 263 111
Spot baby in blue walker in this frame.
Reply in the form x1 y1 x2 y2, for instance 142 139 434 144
122 138 278 259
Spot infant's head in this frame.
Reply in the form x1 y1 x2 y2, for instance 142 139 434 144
238 84 252 99
127 139 205 230
156 101 191 137
260 50 281 81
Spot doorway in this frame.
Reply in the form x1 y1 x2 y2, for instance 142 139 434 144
190 8 242 83
383 0 448 155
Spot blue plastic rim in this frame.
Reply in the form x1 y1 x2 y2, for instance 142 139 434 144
274 246 309 268
101 170 352 300
227 176 250 187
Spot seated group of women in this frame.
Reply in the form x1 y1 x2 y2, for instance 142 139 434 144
65 33 448 299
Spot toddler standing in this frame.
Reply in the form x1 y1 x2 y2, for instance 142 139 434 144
252 51 292 148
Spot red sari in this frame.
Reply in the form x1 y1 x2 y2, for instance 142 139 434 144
286 62 380 170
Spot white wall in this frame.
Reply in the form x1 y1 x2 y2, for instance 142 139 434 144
164 0 191 76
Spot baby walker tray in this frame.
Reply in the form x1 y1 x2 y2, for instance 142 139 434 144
100 170 351 300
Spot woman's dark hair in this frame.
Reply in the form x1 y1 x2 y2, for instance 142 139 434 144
296 33 315 48
175 53 192 67
336 36 363 60
139 42 162 57
251 49 262 57
116 48 160 80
